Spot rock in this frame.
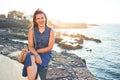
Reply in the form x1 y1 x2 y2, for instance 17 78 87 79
54 32 101 50
55 37 63 43
0 45 4 50
93 39 101 43
8 51 21 60
58 42 83 50
0 54 28 80
0 31 96 80
46 51 96 80
73 67 96 80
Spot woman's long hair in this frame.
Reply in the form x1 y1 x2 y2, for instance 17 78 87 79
33 8 47 28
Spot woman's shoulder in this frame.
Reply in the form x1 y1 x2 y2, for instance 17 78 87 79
29 26 34 30
46 26 53 30
46 26 54 35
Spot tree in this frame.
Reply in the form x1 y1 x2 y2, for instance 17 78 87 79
7 10 24 19
16 11 24 19
0 14 6 18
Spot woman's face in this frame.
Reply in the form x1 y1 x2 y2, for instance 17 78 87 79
35 13 46 27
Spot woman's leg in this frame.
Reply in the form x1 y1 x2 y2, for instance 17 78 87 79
38 67 48 80
27 55 37 80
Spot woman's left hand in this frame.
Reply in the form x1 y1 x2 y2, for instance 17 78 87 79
35 55 42 64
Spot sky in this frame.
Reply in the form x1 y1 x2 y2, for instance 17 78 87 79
0 0 120 24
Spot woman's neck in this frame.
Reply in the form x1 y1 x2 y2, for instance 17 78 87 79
38 25 45 28
38 25 45 33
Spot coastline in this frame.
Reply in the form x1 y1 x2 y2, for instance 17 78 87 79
0 31 96 80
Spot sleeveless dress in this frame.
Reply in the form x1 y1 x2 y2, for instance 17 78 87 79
22 26 52 77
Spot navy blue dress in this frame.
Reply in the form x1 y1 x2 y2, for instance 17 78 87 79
22 26 52 77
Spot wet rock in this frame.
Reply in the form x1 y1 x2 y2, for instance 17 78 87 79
58 42 83 50
55 37 63 43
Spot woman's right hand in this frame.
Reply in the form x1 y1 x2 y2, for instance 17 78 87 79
35 55 42 64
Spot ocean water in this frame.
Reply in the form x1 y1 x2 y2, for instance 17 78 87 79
13 24 120 80
53 24 120 80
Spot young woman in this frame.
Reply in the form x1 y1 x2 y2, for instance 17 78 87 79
22 8 54 80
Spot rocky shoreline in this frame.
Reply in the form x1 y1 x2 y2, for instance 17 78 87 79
0 30 96 80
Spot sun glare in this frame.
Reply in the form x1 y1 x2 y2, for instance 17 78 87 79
0 0 120 24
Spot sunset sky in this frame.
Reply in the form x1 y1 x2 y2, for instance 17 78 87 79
0 0 120 23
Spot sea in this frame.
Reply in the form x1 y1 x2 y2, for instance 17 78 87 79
13 24 120 80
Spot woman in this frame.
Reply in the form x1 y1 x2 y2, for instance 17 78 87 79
22 8 54 80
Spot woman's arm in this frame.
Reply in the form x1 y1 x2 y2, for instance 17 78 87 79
28 27 42 64
37 29 55 54
28 27 38 56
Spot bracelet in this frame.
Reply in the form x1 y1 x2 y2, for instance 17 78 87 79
34 54 39 56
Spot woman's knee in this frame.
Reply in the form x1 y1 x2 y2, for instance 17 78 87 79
31 55 36 63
